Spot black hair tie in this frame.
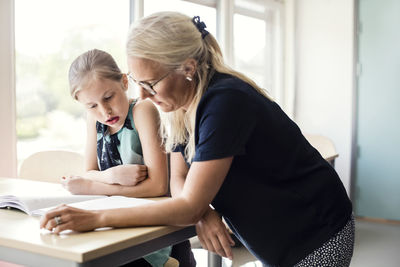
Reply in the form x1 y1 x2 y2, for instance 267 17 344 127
192 16 209 39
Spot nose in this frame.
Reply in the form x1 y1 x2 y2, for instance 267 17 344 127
100 103 112 116
138 87 152 100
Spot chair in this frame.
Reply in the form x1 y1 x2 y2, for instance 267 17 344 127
303 133 339 166
19 150 85 183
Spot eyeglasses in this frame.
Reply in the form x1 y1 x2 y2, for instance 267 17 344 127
127 71 171 96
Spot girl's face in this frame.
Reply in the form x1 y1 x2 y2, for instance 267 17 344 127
127 57 195 112
76 76 130 134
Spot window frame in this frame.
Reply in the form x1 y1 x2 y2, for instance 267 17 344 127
0 0 17 177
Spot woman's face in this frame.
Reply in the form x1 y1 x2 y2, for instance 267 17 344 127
76 76 130 134
127 57 195 112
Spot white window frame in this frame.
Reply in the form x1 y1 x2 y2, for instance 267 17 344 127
232 0 285 106
0 0 17 177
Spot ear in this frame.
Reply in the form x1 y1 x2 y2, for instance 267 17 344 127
121 74 129 91
181 58 197 79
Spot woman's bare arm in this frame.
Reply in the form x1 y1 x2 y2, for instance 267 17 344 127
42 157 233 231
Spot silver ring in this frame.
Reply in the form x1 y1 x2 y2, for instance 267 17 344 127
54 216 62 226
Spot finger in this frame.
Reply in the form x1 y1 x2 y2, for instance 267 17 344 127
44 216 58 231
138 165 148 171
53 221 71 234
218 232 234 260
196 234 207 250
201 238 215 253
209 235 227 258
197 231 214 252
40 216 50 229
40 211 58 228
40 205 67 228
138 167 148 173
43 213 64 230
225 230 235 246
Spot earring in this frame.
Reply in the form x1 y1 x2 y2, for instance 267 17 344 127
186 76 192 81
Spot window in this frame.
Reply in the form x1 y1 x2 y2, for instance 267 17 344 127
15 0 130 165
143 0 217 36
7 0 285 175
233 0 284 103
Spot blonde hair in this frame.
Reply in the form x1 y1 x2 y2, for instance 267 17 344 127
127 11 271 162
68 49 123 99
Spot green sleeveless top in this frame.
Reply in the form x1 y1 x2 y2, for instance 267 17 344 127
97 100 144 170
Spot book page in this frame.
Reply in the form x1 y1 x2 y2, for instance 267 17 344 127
0 194 106 215
33 196 155 216
0 183 107 215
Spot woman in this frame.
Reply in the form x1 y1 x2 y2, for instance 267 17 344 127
41 12 354 267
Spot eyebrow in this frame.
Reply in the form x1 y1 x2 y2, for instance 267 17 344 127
133 76 157 83
84 89 114 105
130 72 162 83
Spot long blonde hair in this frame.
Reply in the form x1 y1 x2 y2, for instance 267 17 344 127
68 49 123 99
127 11 270 162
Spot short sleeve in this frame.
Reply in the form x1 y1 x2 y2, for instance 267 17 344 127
172 144 185 153
193 89 257 162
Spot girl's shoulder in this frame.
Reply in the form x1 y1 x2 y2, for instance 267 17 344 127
131 98 159 123
132 98 157 113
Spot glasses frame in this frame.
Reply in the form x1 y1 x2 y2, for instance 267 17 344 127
127 71 171 96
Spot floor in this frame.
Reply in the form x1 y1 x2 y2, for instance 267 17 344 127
192 218 400 267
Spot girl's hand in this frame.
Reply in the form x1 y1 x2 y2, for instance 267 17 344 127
110 164 148 186
195 208 235 260
61 176 93 195
40 204 102 234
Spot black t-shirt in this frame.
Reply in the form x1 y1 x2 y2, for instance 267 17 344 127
175 72 352 266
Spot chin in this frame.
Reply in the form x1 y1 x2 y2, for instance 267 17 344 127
158 104 176 113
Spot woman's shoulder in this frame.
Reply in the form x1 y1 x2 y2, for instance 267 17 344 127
208 72 250 91
203 74 252 104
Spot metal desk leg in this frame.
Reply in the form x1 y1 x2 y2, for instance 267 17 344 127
208 252 222 267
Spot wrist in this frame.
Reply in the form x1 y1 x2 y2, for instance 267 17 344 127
105 167 116 184
96 210 107 228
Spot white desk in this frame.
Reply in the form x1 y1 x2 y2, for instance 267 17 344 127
0 177 195 267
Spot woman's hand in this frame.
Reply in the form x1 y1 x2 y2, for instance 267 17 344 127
195 208 235 260
109 164 148 186
40 204 102 234
61 176 94 195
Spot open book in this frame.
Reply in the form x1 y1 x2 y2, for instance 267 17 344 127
0 194 155 217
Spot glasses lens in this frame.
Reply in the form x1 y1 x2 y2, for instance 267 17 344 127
140 82 156 95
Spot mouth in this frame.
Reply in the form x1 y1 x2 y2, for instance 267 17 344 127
106 116 119 125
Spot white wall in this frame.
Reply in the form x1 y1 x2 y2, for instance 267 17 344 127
294 0 355 193
0 0 17 177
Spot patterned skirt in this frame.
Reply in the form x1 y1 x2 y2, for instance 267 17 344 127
294 214 355 267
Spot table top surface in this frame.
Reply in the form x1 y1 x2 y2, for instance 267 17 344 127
0 177 188 262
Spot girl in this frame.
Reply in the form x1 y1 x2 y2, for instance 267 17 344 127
64 49 171 267
64 49 167 198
